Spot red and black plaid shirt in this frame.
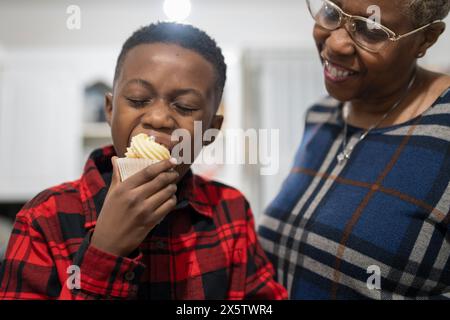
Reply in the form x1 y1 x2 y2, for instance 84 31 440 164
0 146 287 300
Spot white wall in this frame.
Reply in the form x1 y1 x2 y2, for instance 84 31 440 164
0 0 314 49
1 0 448 52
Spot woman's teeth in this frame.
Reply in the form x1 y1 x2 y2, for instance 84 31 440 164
324 60 356 80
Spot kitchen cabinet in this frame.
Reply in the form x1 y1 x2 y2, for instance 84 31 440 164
0 49 115 201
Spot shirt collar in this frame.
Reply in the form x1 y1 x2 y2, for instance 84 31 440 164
80 145 216 230
176 169 216 219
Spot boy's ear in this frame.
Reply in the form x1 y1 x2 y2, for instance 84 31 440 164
104 92 113 126
204 115 224 146
211 114 224 130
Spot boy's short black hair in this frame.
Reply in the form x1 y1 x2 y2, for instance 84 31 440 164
114 21 227 105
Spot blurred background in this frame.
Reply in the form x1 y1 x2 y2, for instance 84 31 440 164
1 0 449 259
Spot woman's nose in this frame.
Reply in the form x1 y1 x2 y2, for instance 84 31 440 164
141 99 174 129
324 27 356 57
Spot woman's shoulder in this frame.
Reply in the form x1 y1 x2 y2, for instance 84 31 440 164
424 69 450 104
436 86 450 104
426 77 450 113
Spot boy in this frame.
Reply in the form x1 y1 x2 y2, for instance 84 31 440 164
0 22 287 300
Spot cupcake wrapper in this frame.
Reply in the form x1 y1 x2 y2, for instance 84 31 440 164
117 158 161 181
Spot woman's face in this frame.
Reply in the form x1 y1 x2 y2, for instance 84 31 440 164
313 0 421 102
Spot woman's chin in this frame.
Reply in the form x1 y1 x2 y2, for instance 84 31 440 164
324 84 357 102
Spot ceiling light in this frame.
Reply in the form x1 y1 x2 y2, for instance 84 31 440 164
163 0 192 22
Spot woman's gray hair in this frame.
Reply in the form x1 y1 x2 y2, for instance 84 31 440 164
406 0 450 27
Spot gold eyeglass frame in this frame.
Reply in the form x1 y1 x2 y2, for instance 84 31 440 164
306 0 442 52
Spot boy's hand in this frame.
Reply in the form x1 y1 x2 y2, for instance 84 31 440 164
90 156 179 257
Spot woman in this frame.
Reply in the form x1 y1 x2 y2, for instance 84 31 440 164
259 0 450 299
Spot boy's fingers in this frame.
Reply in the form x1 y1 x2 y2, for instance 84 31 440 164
110 156 121 187
135 170 179 198
146 195 177 227
143 183 177 211
125 158 178 187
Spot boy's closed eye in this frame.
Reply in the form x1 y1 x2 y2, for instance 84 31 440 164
172 102 197 115
125 96 199 114
126 97 152 108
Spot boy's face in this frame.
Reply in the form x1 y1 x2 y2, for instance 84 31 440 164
105 43 223 178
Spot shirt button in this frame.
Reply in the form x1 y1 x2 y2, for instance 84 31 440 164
156 240 166 249
124 271 135 281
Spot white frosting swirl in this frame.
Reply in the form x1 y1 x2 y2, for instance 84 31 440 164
125 134 170 160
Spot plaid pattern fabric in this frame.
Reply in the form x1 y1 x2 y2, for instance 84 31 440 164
259 88 450 300
0 146 287 300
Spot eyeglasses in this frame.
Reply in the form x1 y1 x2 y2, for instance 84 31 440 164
306 0 441 52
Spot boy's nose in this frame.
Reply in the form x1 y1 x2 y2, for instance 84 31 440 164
141 99 174 129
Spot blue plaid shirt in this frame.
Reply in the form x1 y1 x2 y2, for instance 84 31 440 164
259 88 450 299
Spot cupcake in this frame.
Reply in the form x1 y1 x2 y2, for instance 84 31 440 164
117 133 171 181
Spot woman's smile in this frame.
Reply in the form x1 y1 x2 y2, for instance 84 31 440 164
323 59 360 83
